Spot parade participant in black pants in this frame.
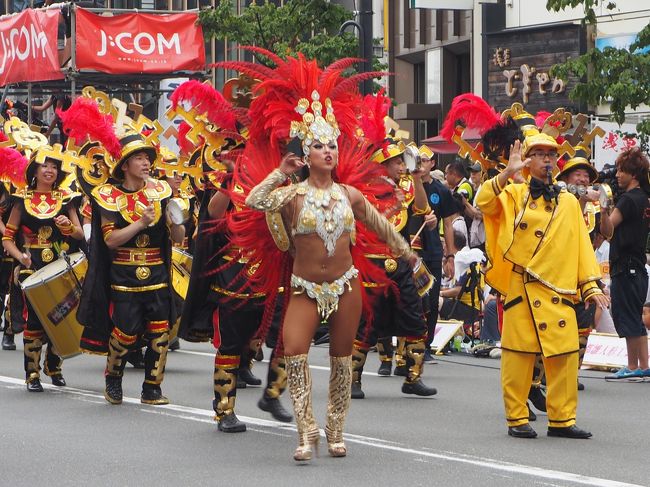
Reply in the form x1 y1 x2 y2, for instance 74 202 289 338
1 144 84 391
351 139 438 400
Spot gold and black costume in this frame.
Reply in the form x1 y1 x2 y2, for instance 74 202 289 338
3 187 81 386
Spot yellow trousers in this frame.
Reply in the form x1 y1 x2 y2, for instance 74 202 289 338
502 349 578 427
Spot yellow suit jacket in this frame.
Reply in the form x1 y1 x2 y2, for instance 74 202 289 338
476 177 602 356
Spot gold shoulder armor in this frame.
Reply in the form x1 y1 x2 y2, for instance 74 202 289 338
91 184 120 212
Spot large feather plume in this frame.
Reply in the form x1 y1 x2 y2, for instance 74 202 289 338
439 93 500 142
360 89 391 147
0 146 28 187
170 80 246 132
57 98 122 160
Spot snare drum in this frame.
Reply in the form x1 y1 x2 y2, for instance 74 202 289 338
413 259 435 297
20 252 88 359
171 248 193 300
170 248 193 342
167 197 190 225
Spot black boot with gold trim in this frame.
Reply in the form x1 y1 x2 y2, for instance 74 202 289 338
401 338 437 396
351 340 369 399
258 350 292 422
376 337 393 376
577 332 589 391
44 343 65 386
141 321 170 405
238 340 262 388
24 330 44 392
104 328 137 405
214 354 246 432
2 326 16 351
393 337 408 377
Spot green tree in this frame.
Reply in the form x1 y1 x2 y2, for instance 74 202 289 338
547 1 650 148
200 0 360 67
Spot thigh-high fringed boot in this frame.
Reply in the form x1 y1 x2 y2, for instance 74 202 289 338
325 355 352 457
286 354 320 461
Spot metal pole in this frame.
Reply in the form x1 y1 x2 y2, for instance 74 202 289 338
359 0 373 95
27 82 32 124
0 85 10 110
70 5 76 72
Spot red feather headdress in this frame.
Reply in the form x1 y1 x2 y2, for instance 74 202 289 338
57 97 122 160
0 146 28 188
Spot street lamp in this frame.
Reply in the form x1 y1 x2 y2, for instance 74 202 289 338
338 0 373 95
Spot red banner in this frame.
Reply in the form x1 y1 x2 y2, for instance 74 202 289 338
75 8 206 74
0 9 63 86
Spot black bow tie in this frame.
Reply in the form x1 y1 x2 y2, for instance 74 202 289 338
529 177 560 202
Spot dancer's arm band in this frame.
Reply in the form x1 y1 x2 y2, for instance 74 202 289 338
245 169 293 212
360 197 412 259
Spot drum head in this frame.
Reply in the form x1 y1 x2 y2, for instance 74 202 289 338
168 198 189 225
21 253 86 290
599 184 613 208
403 146 420 173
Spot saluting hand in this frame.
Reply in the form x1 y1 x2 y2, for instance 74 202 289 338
505 140 531 177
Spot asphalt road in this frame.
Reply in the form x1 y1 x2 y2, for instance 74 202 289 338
0 340 647 487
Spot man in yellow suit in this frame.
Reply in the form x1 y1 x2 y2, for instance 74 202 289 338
476 136 609 439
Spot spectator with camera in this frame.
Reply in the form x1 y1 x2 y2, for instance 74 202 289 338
601 147 650 380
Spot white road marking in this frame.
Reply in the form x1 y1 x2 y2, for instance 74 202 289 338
0 375 640 487
173 349 385 376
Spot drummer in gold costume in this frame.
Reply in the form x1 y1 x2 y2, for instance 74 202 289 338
1 144 84 392
91 133 184 406
476 129 608 439
350 138 438 399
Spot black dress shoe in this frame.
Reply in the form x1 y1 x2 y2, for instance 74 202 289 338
528 386 547 412
548 425 592 439
141 386 169 405
577 380 585 391
51 374 66 387
238 368 262 386
377 362 392 376
508 424 537 438
258 395 292 422
217 412 247 433
401 379 437 396
26 377 44 392
528 404 537 422
351 381 365 399
104 376 123 405
2 333 16 351
393 365 408 377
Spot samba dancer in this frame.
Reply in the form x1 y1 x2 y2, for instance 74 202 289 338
227 51 420 461
1 145 84 391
